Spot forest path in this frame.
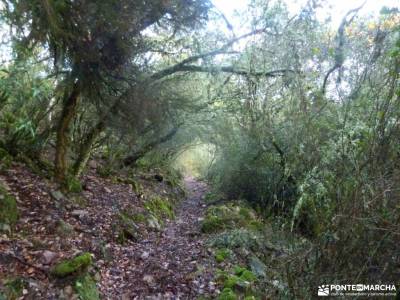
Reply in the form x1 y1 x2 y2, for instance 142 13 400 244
114 176 217 299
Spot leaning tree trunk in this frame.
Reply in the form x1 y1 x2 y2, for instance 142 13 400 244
123 125 181 167
71 93 125 177
54 82 80 183
72 120 105 177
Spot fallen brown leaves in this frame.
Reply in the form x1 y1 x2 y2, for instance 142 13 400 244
0 163 217 299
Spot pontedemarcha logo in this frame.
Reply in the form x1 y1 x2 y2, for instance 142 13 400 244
318 285 330 296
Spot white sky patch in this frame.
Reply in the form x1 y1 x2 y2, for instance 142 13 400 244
213 0 400 29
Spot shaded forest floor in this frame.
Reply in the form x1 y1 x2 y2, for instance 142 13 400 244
100 177 217 299
0 161 219 299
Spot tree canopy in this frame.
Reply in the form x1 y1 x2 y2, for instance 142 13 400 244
0 0 399 298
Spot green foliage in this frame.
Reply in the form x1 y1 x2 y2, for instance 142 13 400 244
201 204 262 233
74 275 100 300
215 248 232 263
115 211 141 244
2 278 26 300
217 288 237 300
209 229 265 255
55 219 75 237
51 253 92 278
0 148 13 170
65 176 83 193
216 266 257 296
97 165 115 178
0 184 18 233
144 196 175 221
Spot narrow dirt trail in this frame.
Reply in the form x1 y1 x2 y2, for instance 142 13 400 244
110 176 217 299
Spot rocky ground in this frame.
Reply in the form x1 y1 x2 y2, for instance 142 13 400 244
0 161 218 299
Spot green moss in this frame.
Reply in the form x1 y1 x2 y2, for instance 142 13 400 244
3 278 26 300
114 210 148 244
201 203 262 234
97 165 114 178
129 179 143 194
131 213 146 223
144 196 174 221
0 148 9 160
116 177 143 194
215 248 231 263
0 148 12 170
201 216 224 233
239 207 252 219
240 270 257 282
56 219 75 236
74 274 100 300
65 176 82 193
209 229 263 252
216 266 257 293
70 195 87 208
51 253 92 278
218 288 237 300
224 275 240 288
0 185 18 232
233 265 247 276
248 220 264 231
115 211 140 244
233 266 256 282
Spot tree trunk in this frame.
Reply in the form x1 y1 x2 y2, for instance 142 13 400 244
123 125 181 167
72 120 105 177
54 82 80 183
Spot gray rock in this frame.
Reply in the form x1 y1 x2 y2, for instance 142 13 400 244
42 250 57 265
249 256 267 278
88 160 98 169
50 190 65 201
63 285 73 296
0 223 11 233
143 275 155 286
141 251 150 260
71 210 88 218
147 215 161 231
56 219 75 236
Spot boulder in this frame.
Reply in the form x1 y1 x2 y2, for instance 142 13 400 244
42 250 58 265
249 256 267 278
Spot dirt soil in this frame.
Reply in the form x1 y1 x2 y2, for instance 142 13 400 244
0 162 218 299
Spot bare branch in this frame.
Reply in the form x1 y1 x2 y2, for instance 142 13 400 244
321 1 366 95
166 65 295 77
149 28 268 81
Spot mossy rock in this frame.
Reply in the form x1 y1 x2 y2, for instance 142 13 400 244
70 195 87 208
51 253 92 278
0 184 18 233
215 248 232 263
218 287 237 300
55 219 75 237
127 179 143 194
74 274 100 300
201 203 262 234
131 213 146 223
209 229 264 254
2 277 26 300
224 275 241 289
144 196 174 221
201 216 224 233
217 266 257 293
115 211 140 244
116 177 143 194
